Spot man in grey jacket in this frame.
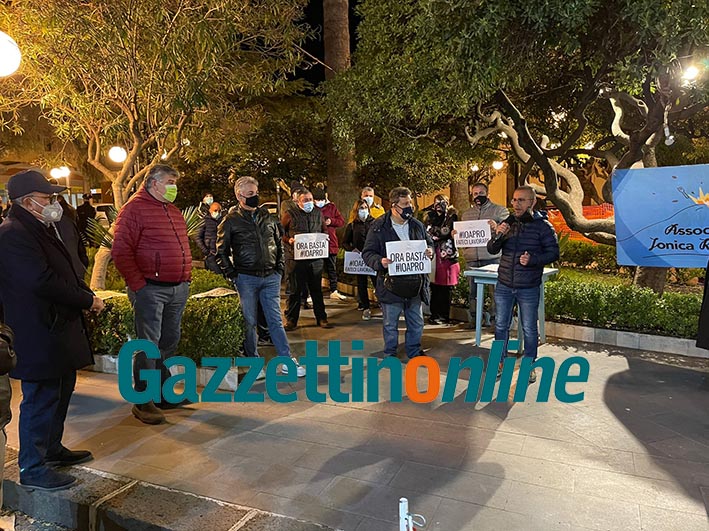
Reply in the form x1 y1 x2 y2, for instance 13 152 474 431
460 183 509 324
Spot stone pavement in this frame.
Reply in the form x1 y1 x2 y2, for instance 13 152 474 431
5 301 709 530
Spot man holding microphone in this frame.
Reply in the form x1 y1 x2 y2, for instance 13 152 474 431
486 186 559 383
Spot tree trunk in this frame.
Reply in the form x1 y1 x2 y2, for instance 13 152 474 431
323 0 358 218
449 178 469 215
632 146 667 294
90 245 112 291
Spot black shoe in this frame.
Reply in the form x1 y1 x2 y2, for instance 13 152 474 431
357 305 366 311
318 320 334 329
428 317 444 325
284 321 297 331
408 351 428 359
20 468 76 491
156 398 193 410
45 448 93 467
257 337 273 346
302 301 311 310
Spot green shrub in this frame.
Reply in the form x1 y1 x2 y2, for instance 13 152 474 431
86 293 245 364
558 240 621 274
545 276 700 338
189 268 232 295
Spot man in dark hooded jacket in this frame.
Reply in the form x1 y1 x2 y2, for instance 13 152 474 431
487 185 559 383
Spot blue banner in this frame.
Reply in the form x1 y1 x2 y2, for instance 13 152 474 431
613 164 709 268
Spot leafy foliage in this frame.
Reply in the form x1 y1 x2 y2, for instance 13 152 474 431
545 276 701 338
0 0 311 206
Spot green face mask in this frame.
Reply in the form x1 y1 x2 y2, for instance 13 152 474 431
163 184 178 202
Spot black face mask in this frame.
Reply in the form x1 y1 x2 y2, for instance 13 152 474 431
399 206 414 220
434 202 447 213
244 195 259 208
473 195 488 206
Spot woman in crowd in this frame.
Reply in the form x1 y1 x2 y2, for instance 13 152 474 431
343 199 375 320
425 194 460 324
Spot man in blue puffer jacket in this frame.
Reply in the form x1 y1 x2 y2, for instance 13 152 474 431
487 186 559 383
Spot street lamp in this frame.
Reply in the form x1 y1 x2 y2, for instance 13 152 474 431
108 146 127 163
682 65 700 82
492 161 504 170
0 31 21 77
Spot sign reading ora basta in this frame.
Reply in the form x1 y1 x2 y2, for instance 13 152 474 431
385 240 431 276
294 233 328 260
613 164 709 267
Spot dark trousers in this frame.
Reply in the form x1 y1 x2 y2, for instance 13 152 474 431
325 254 338 292
204 254 222 275
430 284 453 321
128 282 190 393
286 259 327 324
19 371 77 478
357 275 374 309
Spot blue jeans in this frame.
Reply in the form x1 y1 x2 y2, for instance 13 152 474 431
494 283 541 359
19 371 76 479
236 273 291 359
128 282 190 393
381 298 424 359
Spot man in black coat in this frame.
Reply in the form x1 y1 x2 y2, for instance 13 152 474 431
0 170 104 491
76 193 96 245
487 185 559 383
196 201 222 275
362 187 434 359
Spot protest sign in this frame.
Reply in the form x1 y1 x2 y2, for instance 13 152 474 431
453 220 492 248
344 251 377 275
294 233 328 260
385 240 431 276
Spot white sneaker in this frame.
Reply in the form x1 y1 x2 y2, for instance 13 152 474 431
281 358 306 377
255 368 266 381
330 290 347 300
362 309 371 320
306 296 313 305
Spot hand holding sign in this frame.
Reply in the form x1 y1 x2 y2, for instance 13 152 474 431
453 220 492 248
385 240 431 276
294 233 329 260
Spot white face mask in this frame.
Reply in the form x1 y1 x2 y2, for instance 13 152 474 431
358 209 368 221
204 197 213 205
31 198 63 223
315 200 326 208
363 196 374 207
210 211 220 219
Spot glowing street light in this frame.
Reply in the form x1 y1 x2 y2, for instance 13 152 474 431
470 164 480 172
50 166 70 179
492 161 504 170
108 146 127 163
682 65 700 82
0 31 21 77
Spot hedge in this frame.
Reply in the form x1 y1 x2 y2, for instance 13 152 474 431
86 269 243 364
545 276 700 338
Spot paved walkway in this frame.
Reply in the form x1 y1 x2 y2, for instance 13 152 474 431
6 302 709 530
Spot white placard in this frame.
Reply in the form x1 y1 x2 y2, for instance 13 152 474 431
294 233 328 260
453 220 492 248
385 240 431 276
344 251 376 276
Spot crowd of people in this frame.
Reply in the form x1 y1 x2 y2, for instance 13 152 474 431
0 163 567 496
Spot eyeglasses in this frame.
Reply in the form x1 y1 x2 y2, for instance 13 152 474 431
30 195 57 204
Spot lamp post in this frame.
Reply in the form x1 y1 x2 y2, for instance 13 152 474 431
0 31 21 77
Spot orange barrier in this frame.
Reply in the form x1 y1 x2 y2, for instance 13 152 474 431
547 204 614 243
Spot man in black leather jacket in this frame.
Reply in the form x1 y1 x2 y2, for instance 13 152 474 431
487 185 559 383
216 177 304 376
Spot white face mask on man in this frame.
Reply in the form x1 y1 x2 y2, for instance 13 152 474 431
30 197 63 223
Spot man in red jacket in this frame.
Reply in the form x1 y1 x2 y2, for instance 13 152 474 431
112 165 192 425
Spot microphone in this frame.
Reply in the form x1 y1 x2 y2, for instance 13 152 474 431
491 215 515 242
